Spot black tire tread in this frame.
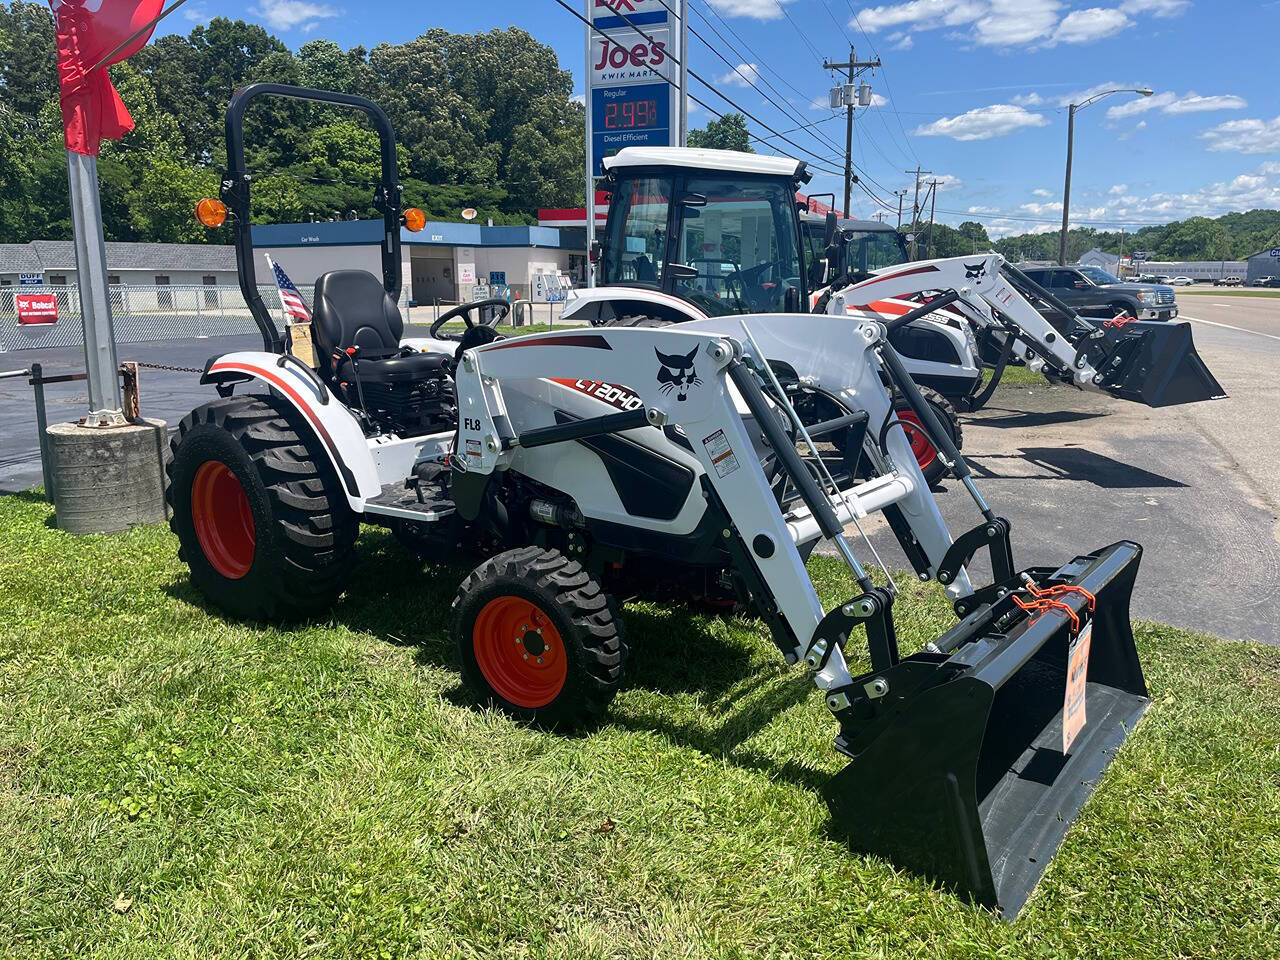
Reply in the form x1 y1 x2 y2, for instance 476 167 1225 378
452 546 625 727
166 393 357 619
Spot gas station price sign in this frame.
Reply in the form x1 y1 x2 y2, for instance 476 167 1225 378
590 83 670 175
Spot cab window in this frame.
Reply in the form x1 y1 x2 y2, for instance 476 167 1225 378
674 175 801 316
600 175 672 287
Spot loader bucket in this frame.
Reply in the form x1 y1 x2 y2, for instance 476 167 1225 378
1091 320 1226 406
825 541 1149 919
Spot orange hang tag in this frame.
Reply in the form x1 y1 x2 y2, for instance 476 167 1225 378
1063 622 1093 754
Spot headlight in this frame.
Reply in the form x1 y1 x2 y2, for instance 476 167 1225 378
1137 290 1156 303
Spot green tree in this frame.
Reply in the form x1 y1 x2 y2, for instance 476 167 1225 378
687 113 753 153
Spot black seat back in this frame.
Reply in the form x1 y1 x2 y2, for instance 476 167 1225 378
311 270 404 380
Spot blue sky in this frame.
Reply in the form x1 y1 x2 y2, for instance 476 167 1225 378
168 1 1279 237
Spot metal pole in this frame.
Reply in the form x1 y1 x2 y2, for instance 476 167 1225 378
66 151 124 423
895 189 904 230
584 0 596 288
30 362 55 501
843 46 854 217
678 0 689 147
1059 104 1075 265
926 180 938 259
909 167 922 260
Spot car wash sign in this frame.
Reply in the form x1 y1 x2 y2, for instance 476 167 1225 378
588 0 679 176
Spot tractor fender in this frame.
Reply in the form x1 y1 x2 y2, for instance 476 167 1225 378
200 350 380 511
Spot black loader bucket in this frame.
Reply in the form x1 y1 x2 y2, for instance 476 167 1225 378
825 541 1149 919
1090 320 1226 407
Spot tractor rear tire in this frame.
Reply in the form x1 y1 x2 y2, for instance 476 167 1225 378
452 546 625 728
894 386 962 488
166 394 358 620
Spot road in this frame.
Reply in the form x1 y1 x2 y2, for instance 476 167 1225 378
831 295 1280 646
3 297 1278 645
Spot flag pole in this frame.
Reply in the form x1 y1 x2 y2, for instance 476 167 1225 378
86 0 190 74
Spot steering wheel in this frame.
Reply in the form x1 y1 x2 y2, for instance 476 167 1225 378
428 297 512 340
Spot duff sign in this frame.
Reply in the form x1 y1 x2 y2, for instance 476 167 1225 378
16 292 58 325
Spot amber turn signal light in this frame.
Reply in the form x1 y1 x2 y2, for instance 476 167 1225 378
402 207 426 232
195 197 227 228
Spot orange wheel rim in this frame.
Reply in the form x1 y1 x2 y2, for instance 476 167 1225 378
191 460 256 579
896 411 938 470
472 596 567 708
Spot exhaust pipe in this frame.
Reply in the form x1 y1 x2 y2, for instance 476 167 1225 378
824 541 1149 919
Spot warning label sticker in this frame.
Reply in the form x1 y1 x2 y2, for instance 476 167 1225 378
702 429 740 479
465 438 482 457
1062 622 1092 754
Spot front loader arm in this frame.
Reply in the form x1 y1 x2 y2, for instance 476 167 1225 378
836 254 1100 387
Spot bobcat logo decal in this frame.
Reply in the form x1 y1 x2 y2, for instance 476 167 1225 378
655 346 701 401
964 261 987 281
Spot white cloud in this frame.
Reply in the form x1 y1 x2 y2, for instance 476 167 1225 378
930 173 964 191
183 5 210 22
810 94 834 111
1200 116 1280 155
718 63 760 88
251 0 337 31
887 30 914 49
967 204 998 214
914 103 1048 140
571 93 585 106
1107 91 1247 119
1020 200 1063 216
1107 91 1173 118
854 0 986 32
1011 92 1044 106
1032 187 1053 198
706 0 791 20
1108 183 1128 195
973 0 1060 46
1050 7 1131 45
1122 0 1189 15
1166 94 1249 115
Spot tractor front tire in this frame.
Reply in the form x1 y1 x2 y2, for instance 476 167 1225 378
452 546 625 728
166 394 358 620
894 386 962 488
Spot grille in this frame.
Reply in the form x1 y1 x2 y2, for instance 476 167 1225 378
1155 290 1175 306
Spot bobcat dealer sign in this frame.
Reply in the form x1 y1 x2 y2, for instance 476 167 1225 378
587 0 681 176
16 292 58 325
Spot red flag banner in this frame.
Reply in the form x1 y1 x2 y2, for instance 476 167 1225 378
50 0 165 156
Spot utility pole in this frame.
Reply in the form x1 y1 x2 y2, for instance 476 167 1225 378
824 46 880 217
894 189 907 231
926 178 939 259
906 167 931 260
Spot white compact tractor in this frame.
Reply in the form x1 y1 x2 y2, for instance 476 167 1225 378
565 148 1224 483
171 86 1153 918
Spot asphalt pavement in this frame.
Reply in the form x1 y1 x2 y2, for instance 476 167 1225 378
3 297 1278 645
829 295 1280 646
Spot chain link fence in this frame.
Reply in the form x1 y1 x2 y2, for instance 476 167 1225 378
0 283 410 353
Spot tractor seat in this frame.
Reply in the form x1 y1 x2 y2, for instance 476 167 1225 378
311 269 451 383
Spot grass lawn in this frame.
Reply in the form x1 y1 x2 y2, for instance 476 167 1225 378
1 493 1277 958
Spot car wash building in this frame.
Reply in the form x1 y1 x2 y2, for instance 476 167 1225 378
252 218 584 305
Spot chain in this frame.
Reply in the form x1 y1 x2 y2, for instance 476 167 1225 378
131 361 206 374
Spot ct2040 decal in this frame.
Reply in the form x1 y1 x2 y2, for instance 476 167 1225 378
549 378 645 411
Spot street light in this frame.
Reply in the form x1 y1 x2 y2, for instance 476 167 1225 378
1058 87 1154 264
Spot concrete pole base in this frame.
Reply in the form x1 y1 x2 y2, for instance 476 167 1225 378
46 419 169 534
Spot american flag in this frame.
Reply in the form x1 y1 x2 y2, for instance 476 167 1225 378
267 255 311 324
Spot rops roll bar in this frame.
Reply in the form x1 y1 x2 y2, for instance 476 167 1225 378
220 83 406 352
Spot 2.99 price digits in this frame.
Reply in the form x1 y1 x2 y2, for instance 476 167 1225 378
604 99 657 129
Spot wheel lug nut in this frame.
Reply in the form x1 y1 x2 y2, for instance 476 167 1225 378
523 653 529 660
537 657 543 664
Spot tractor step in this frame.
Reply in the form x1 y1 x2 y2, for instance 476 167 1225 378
363 479 456 522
